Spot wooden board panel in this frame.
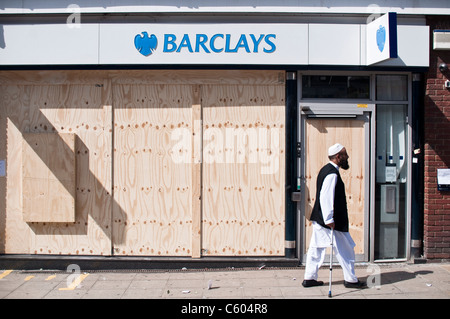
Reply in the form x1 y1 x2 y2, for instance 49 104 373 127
305 119 365 255
112 84 193 256
0 85 8 253
202 84 285 256
2 83 112 255
110 70 285 86
22 133 76 222
0 70 287 257
0 70 284 86
191 85 202 258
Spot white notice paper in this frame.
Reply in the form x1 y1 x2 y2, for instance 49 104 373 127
385 166 397 183
437 169 450 185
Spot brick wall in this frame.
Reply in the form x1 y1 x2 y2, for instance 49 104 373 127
424 16 450 260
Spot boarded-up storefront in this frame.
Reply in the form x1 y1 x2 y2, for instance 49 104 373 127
0 70 285 257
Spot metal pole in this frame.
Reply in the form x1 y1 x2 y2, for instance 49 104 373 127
285 71 298 259
328 229 334 298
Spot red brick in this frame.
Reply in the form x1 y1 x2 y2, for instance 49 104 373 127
415 16 450 260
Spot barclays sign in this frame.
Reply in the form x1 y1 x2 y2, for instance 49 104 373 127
376 25 386 52
98 23 308 65
134 32 158 56
366 12 398 65
0 21 429 67
134 31 277 57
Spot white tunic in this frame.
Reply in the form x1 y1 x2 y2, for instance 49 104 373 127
309 162 356 249
305 161 358 283
309 221 356 249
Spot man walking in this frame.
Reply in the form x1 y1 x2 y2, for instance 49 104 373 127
302 143 365 289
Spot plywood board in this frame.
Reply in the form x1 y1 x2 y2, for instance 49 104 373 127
191 85 202 258
22 133 76 222
0 70 284 86
112 84 193 256
202 84 285 256
305 119 365 255
0 85 8 253
0 70 287 257
2 83 112 255
110 70 285 86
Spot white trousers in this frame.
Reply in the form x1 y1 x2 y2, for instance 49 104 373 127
304 227 358 283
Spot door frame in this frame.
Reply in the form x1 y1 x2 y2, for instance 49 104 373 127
298 102 375 262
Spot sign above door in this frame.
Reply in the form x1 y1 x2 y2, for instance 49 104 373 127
366 12 398 65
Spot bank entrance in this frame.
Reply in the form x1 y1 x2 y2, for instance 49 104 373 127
299 73 412 262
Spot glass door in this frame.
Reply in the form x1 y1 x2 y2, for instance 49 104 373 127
375 104 409 259
374 74 411 260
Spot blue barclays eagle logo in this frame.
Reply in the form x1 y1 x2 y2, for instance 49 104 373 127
376 25 386 52
134 32 158 56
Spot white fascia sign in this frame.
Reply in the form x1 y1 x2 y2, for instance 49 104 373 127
99 24 309 65
366 12 398 65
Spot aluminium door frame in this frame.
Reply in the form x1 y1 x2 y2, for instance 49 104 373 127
296 71 376 263
296 71 413 263
298 104 373 263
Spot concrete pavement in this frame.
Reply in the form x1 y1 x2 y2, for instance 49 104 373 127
0 262 449 299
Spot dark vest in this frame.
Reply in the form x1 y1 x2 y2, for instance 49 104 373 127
310 163 349 232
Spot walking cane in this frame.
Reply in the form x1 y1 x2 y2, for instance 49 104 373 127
328 229 334 298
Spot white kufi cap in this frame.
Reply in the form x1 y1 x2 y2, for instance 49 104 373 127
328 143 344 156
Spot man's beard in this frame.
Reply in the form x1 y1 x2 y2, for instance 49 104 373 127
339 159 350 170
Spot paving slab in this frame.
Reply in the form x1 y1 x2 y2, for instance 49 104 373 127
0 262 448 300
